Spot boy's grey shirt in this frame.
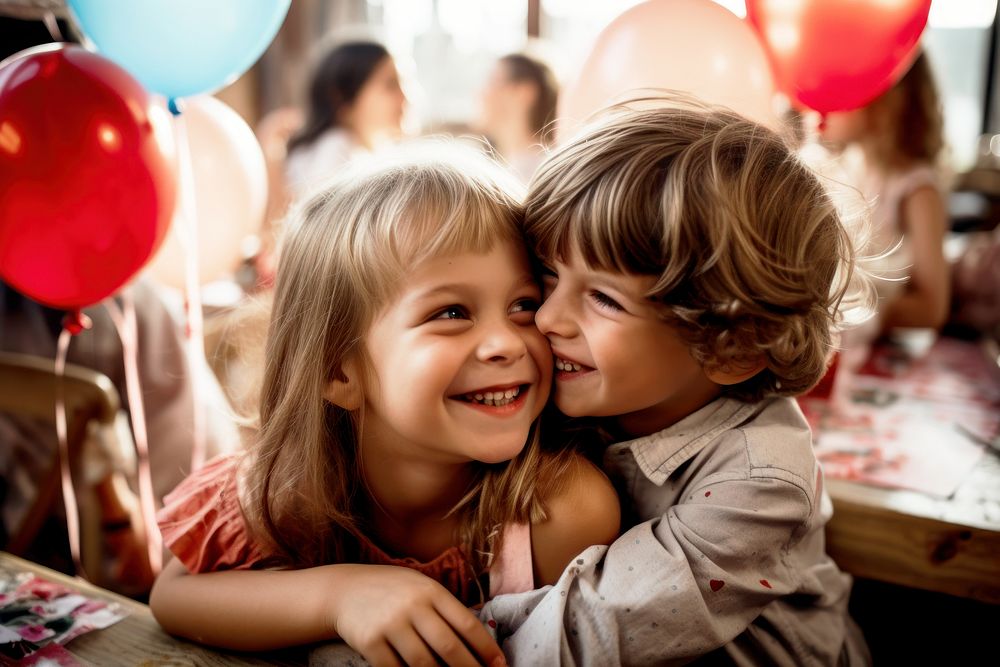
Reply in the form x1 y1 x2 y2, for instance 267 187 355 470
481 396 868 666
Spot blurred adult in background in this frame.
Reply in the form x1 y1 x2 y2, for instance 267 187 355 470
476 53 558 184
284 41 406 196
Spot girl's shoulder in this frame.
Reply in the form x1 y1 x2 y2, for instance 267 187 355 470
888 162 942 199
529 455 621 585
157 454 269 573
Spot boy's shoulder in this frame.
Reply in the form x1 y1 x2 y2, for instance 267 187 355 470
732 396 817 486
610 396 817 499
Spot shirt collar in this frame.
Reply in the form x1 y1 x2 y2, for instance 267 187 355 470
605 397 757 486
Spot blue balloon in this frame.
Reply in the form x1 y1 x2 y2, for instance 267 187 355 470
67 0 291 100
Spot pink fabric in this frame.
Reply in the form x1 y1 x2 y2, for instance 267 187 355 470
489 522 534 597
157 455 537 606
157 456 268 574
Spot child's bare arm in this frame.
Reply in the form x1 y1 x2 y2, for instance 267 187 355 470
150 558 504 665
881 185 950 330
531 455 621 585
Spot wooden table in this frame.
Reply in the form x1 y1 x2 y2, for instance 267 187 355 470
825 455 1000 604
819 336 1000 604
0 552 309 666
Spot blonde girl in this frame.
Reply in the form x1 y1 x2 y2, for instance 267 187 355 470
149 145 619 666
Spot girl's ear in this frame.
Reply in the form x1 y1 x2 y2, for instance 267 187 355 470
324 357 363 410
703 356 766 386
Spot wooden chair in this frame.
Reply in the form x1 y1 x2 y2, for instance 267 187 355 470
0 351 120 579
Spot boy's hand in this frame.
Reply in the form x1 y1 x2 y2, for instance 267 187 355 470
329 565 506 667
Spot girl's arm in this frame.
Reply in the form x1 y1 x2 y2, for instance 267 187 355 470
880 185 950 331
150 558 505 666
531 455 621 585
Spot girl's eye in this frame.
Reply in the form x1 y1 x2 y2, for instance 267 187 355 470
510 298 541 321
590 290 623 311
433 305 469 320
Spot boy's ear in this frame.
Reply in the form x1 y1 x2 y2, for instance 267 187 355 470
703 356 767 386
323 357 363 410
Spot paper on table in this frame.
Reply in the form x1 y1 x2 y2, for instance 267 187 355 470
808 405 986 498
0 566 127 663
802 338 997 499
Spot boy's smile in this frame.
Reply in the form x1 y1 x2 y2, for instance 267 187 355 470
537 245 722 436
554 354 596 380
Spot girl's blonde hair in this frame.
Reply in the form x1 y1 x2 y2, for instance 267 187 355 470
243 145 570 574
864 51 944 169
526 95 874 402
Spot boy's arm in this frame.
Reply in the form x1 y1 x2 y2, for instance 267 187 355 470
531 456 621 585
150 558 505 665
482 476 815 665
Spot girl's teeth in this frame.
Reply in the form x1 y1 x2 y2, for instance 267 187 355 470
464 386 521 406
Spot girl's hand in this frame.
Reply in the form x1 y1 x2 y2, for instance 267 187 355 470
330 565 506 667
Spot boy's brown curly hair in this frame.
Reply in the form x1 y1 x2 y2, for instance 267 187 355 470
524 95 874 402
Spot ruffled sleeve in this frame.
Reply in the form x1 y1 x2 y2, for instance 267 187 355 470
156 455 268 573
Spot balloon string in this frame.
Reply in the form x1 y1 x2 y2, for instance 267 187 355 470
104 293 163 575
817 112 828 134
62 310 93 336
42 12 63 42
55 327 86 579
171 102 208 472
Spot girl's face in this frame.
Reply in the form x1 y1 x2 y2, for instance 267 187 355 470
343 57 406 145
359 239 551 466
820 108 868 148
536 244 721 436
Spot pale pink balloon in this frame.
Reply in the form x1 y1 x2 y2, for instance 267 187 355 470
148 95 268 288
558 0 778 140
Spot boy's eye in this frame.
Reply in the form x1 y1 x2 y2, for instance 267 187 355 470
590 290 623 311
540 274 557 300
432 305 469 320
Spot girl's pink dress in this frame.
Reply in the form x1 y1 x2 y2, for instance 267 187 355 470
156 456 534 607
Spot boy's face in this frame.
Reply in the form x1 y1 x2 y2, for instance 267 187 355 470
537 245 722 437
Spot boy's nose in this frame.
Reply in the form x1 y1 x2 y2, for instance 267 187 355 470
536 288 575 340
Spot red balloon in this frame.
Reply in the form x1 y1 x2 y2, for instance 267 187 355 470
746 0 931 113
0 44 176 310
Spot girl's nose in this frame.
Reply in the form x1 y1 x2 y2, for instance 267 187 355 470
477 319 528 363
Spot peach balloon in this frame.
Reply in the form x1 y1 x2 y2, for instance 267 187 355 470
148 95 267 288
558 0 777 140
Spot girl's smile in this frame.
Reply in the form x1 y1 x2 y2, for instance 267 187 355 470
359 241 551 466
452 382 530 410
